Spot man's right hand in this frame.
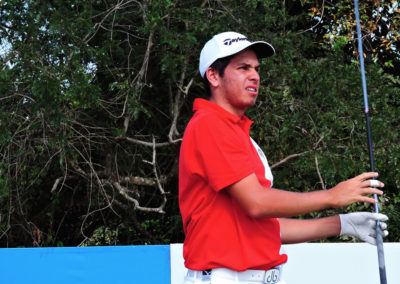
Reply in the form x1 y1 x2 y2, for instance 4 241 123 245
328 172 384 208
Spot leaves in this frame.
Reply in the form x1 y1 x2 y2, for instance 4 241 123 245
308 0 400 74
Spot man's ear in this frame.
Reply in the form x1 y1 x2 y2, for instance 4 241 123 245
205 68 220 88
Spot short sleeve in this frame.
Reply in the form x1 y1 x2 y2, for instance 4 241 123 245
188 115 254 191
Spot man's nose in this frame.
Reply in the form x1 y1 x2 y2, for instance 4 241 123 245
249 68 260 82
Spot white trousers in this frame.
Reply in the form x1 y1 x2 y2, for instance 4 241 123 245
183 267 286 284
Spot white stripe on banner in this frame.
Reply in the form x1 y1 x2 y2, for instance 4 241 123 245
170 243 400 284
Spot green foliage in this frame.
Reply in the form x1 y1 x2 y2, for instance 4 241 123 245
0 0 398 247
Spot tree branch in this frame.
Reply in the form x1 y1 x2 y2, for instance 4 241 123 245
271 150 311 169
315 155 326 189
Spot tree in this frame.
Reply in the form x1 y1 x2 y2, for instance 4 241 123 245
309 0 400 74
0 0 399 247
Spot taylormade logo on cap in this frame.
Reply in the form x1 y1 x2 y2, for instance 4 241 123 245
199 31 275 78
223 37 250 46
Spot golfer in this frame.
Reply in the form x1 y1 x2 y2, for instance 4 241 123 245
179 31 388 284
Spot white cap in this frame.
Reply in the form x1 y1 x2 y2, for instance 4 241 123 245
199 31 275 78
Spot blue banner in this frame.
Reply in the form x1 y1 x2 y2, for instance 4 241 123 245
0 245 170 284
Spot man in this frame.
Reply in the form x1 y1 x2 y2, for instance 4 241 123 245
179 31 388 284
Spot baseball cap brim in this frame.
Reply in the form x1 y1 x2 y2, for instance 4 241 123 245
247 41 275 59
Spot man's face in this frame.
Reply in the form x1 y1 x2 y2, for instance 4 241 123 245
214 49 260 116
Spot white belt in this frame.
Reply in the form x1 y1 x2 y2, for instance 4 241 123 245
186 266 283 284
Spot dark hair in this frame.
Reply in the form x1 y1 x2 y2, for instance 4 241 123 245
202 55 234 97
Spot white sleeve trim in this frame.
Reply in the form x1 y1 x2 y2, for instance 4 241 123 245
250 137 273 187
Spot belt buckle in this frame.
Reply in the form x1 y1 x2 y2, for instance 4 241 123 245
263 268 280 284
202 269 212 281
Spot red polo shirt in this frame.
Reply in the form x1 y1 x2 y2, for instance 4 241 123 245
179 98 287 271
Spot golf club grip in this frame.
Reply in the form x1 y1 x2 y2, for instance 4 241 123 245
376 226 387 284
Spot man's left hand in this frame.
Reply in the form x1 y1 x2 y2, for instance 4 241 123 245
339 212 389 245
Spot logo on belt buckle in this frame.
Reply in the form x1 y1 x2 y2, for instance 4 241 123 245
264 268 280 284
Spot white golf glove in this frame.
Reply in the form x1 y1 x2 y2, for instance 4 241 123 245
339 212 389 245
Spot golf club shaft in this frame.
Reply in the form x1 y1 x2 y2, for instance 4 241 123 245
353 1 387 283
